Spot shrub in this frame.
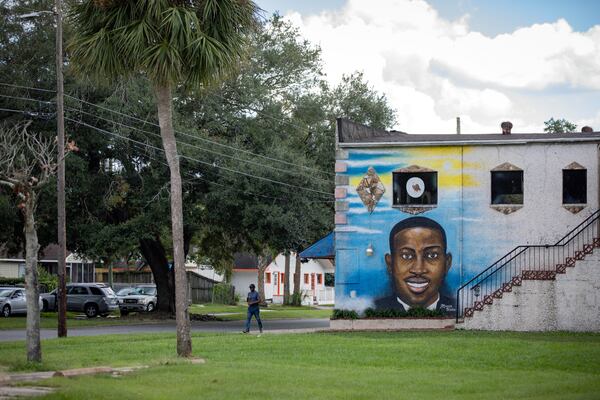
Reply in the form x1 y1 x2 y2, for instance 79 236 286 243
0 277 25 286
37 266 58 293
331 309 359 320
212 283 236 305
363 307 446 318
290 291 308 306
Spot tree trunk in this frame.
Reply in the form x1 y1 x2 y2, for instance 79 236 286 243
292 255 302 306
23 192 41 362
256 253 269 305
154 83 191 357
283 251 290 305
139 238 174 313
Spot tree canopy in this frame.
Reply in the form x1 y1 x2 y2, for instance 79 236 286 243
544 118 577 134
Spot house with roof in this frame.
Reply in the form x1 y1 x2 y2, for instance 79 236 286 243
334 118 600 331
0 244 96 283
231 251 334 305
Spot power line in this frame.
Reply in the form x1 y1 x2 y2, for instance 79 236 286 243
0 82 56 93
0 105 333 199
64 117 334 198
64 105 333 185
1 82 335 177
66 93 335 177
1 91 332 188
0 106 333 204
125 140 333 204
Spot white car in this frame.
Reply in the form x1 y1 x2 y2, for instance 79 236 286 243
0 287 44 317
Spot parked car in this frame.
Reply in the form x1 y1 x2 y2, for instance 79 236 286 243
0 287 44 317
40 283 118 318
119 285 157 315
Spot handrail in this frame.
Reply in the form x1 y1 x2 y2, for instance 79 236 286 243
456 210 600 322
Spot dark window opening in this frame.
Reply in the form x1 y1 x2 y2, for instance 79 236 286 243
491 171 523 204
393 172 438 206
563 169 586 204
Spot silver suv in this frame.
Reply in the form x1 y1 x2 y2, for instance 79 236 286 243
41 283 118 318
0 287 44 317
117 285 157 315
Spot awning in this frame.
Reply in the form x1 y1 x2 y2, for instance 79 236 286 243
299 232 334 260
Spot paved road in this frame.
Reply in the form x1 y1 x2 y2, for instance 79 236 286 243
0 319 330 342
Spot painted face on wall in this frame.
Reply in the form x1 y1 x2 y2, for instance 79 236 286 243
385 227 452 308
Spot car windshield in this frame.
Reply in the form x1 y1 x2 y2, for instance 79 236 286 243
136 287 156 296
0 289 14 297
117 288 136 296
103 287 116 296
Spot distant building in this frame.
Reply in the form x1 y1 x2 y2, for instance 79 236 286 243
231 252 334 305
0 244 95 283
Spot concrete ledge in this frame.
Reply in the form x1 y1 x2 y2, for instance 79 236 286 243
330 318 455 331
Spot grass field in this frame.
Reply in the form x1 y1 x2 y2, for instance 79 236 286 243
0 312 136 330
1 331 599 399
190 303 332 320
0 304 330 330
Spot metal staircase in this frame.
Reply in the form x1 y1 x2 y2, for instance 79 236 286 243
456 209 600 323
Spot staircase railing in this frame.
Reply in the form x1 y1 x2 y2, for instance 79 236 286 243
456 209 600 322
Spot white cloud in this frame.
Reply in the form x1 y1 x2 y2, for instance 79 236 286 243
285 0 600 133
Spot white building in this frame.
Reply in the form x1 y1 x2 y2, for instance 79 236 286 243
231 252 334 305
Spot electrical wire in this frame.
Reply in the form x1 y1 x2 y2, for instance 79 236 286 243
65 93 335 177
0 105 333 204
64 116 334 198
125 140 333 204
1 91 333 192
1 81 335 177
63 105 333 185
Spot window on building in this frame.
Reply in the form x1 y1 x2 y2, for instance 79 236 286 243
393 171 438 206
325 273 335 287
304 273 309 284
265 272 271 284
317 274 323 284
281 273 285 284
563 169 586 204
491 171 523 204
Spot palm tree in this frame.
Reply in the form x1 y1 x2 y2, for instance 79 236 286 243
69 0 258 357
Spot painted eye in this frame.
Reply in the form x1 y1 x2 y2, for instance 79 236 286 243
401 253 414 260
425 252 439 260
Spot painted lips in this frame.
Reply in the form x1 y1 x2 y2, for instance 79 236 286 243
405 278 429 294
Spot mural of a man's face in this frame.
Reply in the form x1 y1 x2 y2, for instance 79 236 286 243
385 226 452 308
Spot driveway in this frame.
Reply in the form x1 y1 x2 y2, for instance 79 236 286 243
0 318 331 342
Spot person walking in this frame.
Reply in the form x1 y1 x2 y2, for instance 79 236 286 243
243 284 263 333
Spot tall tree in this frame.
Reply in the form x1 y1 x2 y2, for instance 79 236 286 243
0 121 72 362
544 118 577 134
69 0 259 357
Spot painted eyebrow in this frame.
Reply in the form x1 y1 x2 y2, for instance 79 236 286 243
423 246 443 251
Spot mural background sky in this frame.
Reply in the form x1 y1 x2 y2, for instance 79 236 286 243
256 0 600 134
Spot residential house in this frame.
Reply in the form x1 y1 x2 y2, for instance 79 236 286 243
231 252 334 305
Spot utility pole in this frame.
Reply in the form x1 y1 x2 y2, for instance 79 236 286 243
55 0 67 337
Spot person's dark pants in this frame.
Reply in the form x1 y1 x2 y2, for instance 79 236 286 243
245 308 262 332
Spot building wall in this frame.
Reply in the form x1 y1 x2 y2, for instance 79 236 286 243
0 260 23 279
462 250 600 331
334 142 599 313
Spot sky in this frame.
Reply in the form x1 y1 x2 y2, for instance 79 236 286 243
256 0 600 134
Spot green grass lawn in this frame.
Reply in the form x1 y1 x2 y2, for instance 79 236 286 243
190 303 332 320
0 304 330 330
0 312 156 330
0 331 599 399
